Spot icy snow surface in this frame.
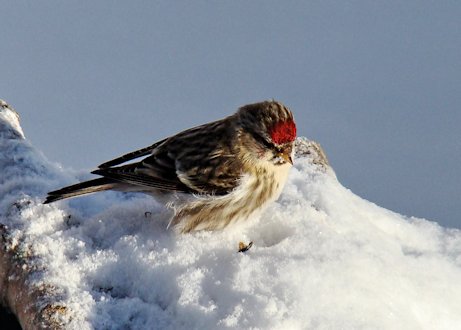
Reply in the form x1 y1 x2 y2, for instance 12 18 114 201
1 104 461 329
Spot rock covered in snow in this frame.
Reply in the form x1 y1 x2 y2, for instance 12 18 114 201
0 99 24 140
1 100 461 329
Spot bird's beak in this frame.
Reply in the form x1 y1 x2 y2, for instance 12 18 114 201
280 152 293 165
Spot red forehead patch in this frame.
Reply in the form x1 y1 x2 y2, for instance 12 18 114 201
270 120 297 144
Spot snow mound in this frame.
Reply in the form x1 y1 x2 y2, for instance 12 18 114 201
1 102 461 329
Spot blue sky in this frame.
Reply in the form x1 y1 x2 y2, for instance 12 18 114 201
2 1 460 228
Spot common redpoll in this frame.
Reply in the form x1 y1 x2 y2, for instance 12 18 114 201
45 100 297 233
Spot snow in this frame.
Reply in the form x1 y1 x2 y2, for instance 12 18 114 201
1 103 461 329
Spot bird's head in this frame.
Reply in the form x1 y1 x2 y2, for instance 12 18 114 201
237 100 297 167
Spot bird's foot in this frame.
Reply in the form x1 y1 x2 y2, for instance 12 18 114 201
238 241 253 253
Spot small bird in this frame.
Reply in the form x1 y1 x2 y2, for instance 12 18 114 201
45 100 297 233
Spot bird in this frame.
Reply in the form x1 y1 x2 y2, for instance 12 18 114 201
44 100 297 233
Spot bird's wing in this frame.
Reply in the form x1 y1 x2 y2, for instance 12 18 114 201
92 164 191 192
92 143 192 193
92 118 242 195
98 138 168 168
162 119 242 195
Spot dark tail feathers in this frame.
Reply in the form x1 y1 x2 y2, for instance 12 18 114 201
44 177 117 204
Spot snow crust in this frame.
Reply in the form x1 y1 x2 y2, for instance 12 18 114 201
1 105 461 329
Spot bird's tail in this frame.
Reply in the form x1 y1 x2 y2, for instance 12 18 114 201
44 177 117 204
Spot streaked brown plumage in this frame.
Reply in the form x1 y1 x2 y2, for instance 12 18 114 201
45 100 296 233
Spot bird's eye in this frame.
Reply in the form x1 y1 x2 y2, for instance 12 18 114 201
253 133 274 150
